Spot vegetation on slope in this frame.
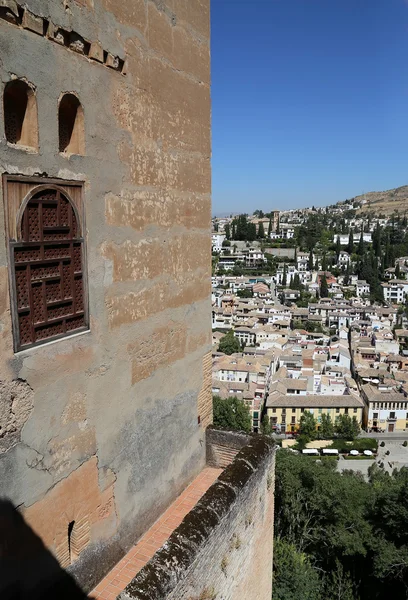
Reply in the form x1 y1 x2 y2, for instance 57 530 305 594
273 451 408 599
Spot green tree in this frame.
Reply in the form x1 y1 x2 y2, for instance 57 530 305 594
218 331 241 355
261 414 272 435
292 273 301 290
299 410 317 440
212 395 252 432
308 249 314 271
344 262 351 286
320 274 329 298
396 262 401 279
325 560 359 600
347 229 354 254
267 217 272 238
247 222 257 242
273 539 322 600
372 222 381 257
320 413 334 439
258 221 265 238
336 235 341 260
224 223 230 240
335 414 360 440
282 263 287 287
357 230 364 255
236 288 253 298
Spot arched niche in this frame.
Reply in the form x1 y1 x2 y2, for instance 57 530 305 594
3 79 39 150
59 93 85 155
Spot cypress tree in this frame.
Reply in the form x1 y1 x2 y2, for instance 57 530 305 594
347 229 354 255
282 263 287 287
357 230 364 255
320 274 329 298
336 236 341 259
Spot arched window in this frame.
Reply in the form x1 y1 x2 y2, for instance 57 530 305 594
59 93 85 155
3 80 38 150
12 188 88 350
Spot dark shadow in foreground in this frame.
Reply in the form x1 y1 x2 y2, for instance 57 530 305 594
0 499 90 599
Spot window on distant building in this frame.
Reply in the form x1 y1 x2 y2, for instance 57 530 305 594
10 186 88 350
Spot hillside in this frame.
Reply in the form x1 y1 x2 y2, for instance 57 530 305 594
351 185 408 216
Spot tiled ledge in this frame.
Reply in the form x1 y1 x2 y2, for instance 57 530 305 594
90 468 222 600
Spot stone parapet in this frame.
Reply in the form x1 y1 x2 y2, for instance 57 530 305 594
118 434 276 600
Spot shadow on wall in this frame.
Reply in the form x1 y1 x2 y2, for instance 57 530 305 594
0 499 90 600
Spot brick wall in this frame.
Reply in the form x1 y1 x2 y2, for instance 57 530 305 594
118 436 276 600
198 351 213 429
206 427 251 468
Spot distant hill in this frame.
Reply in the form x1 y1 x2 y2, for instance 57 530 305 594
350 185 408 216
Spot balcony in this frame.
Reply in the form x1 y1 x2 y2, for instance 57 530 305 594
387 414 397 421
92 430 276 600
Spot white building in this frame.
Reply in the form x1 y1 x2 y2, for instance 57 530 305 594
243 249 267 268
279 224 295 239
356 280 370 298
212 233 226 252
297 252 312 272
337 251 350 266
382 280 408 304
338 233 372 245
233 327 256 347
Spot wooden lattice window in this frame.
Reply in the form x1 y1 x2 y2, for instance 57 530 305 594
11 188 88 350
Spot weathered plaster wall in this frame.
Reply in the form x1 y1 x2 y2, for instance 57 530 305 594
119 436 276 600
0 0 211 591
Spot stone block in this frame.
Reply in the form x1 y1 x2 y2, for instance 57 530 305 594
22 9 44 35
0 0 18 20
106 53 119 70
69 32 87 54
89 40 104 63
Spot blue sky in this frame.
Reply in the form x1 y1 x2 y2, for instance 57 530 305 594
211 0 408 214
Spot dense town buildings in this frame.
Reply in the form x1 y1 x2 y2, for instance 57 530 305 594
0 3 277 600
212 202 408 438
